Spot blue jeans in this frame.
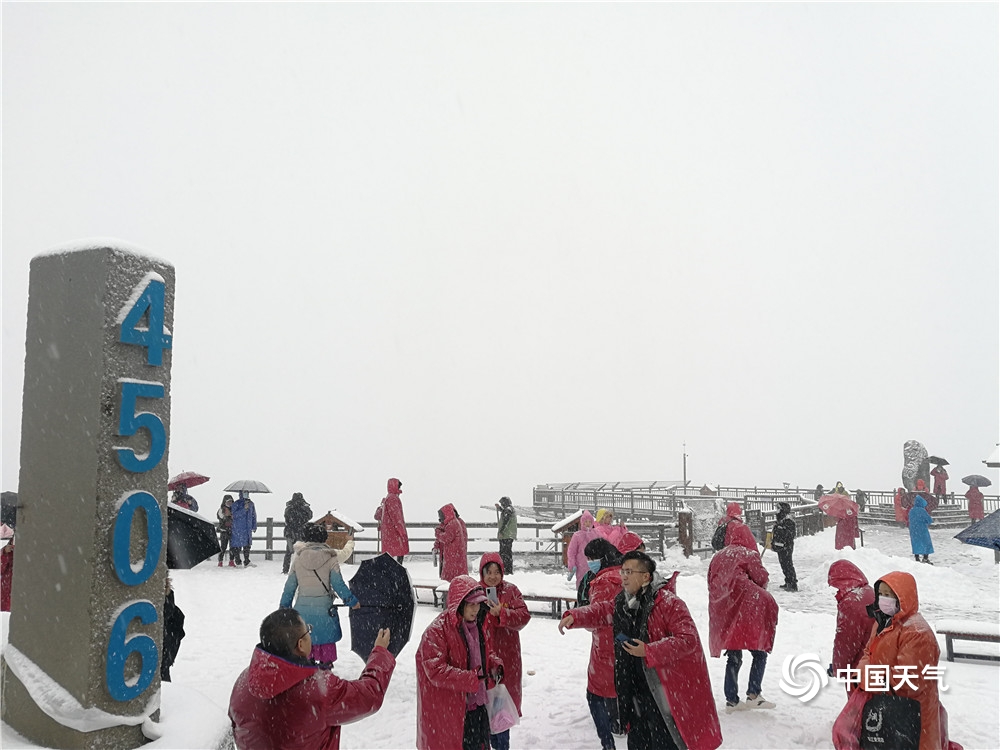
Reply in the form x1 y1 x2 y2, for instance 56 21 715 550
490 730 510 750
587 691 616 749
724 649 768 703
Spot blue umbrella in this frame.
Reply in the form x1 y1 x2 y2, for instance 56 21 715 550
954 509 1000 551
347 553 416 658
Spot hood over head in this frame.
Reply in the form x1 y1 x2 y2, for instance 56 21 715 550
439 503 457 522
387 478 402 495
446 575 486 617
915 479 927 491
580 510 595 529
874 571 919 619
479 551 505 579
914 495 928 509
725 521 758 551
828 560 869 592
616 531 644 554
726 502 743 520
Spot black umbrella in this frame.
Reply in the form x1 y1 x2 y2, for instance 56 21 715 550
954 509 1000 551
347 553 416 658
167 504 221 569
962 475 993 488
927 456 949 466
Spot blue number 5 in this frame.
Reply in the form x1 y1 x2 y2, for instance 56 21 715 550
114 381 166 473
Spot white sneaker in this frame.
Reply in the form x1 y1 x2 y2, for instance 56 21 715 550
745 694 775 709
725 700 743 713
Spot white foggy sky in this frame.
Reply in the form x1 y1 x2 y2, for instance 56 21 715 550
2 3 998 524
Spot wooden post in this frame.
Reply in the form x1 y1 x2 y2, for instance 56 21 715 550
265 517 274 561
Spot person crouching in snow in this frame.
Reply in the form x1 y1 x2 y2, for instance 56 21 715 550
479 553 530 750
229 608 395 750
826 560 875 683
707 522 779 712
562 551 723 750
416 575 504 750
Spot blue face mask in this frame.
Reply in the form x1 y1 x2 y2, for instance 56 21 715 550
587 560 602 575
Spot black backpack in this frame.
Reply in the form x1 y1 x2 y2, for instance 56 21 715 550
711 522 728 551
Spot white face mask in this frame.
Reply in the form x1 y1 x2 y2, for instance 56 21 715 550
878 595 898 616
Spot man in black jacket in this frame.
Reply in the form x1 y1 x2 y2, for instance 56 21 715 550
283 492 313 574
771 502 797 592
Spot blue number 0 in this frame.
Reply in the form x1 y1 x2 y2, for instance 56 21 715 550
118 276 172 366
112 491 163 585
114 381 166 473
106 601 159 702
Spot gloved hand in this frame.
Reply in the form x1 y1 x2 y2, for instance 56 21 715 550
566 567 576 581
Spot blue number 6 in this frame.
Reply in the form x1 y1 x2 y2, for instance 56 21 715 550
106 601 159 702
114 381 166 473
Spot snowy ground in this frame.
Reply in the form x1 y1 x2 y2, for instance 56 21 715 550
3 525 999 749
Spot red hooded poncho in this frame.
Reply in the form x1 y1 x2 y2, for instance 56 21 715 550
415 575 503 750
707 522 778 656
965 486 985 521
434 504 468 581
374 478 409 556
478 553 530 714
569 562 622 697
827 560 876 672
228 642 394 750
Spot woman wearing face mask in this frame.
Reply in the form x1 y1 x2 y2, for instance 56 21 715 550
851 572 958 750
560 538 624 750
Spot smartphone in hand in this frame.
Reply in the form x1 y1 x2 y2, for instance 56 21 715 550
486 586 499 605
615 633 637 647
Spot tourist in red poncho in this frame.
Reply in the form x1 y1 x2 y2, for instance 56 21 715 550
708 522 779 711
562 550 723 750
826 560 875 684
560 538 624 750
415 575 503 750
965 485 985 521
434 503 469 581
478 553 529 750
931 465 949 498
374 477 409 563
894 487 909 524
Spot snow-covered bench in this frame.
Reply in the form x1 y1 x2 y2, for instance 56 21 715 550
935 619 1000 663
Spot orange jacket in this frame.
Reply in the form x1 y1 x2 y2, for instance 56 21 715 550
856 572 942 750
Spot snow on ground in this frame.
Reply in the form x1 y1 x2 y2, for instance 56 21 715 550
3 525 999 749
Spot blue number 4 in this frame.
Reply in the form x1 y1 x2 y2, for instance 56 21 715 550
119 276 172 366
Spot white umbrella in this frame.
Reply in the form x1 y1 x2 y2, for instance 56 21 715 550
223 479 272 493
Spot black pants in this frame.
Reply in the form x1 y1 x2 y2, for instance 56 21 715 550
282 537 295 574
624 692 677 750
218 529 234 562
463 705 490 750
233 546 250 565
499 539 514 573
776 546 797 588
